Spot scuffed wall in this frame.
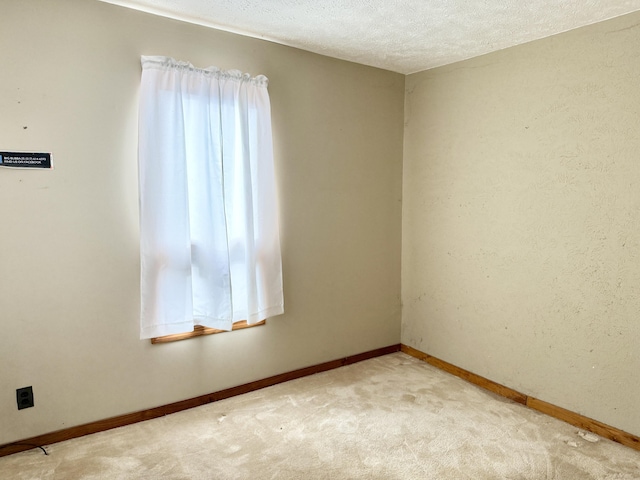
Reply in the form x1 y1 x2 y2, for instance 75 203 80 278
402 12 640 435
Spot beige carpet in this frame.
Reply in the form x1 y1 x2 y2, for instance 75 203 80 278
2 352 639 479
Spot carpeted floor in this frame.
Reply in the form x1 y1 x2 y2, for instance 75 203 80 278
2 352 639 479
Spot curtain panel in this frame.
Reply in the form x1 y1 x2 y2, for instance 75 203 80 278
138 56 283 339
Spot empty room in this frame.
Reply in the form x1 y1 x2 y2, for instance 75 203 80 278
1 0 639 478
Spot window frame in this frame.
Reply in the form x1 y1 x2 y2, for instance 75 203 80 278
151 320 266 344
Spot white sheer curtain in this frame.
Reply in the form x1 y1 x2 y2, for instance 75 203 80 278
138 56 283 339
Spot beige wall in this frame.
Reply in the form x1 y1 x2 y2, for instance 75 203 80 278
403 12 640 435
0 0 404 444
3 0 638 447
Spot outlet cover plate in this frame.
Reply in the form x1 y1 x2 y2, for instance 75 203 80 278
17 386 34 410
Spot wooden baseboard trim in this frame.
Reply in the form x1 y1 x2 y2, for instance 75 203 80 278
400 344 527 405
526 397 640 451
401 344 640 452
0 344 401 458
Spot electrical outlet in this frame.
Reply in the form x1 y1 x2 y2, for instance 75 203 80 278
16 386 34 410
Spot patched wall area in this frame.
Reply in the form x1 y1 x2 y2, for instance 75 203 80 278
402 12 640 436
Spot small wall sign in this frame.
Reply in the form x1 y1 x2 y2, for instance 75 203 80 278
0 151 52 169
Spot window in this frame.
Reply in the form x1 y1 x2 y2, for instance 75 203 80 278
138 56 283 340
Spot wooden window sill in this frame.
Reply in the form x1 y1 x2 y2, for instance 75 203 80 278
151 320 265 344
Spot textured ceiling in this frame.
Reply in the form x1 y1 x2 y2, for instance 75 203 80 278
100 0 640 74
